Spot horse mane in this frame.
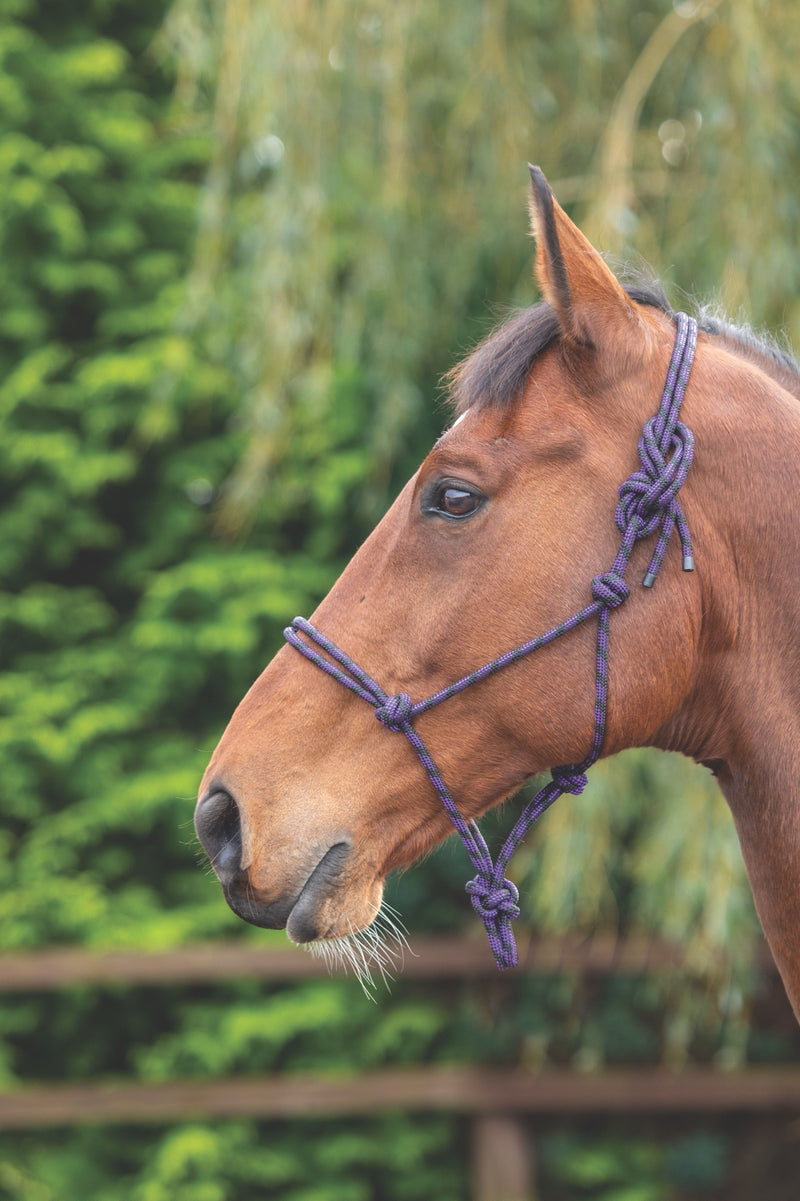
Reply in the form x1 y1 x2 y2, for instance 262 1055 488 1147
446 274 800 414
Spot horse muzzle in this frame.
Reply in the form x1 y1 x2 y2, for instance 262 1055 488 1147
194 785 356 941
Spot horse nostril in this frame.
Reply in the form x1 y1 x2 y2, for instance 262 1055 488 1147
194 787 243 884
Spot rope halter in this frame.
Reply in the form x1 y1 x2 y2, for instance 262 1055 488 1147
284 313 698 969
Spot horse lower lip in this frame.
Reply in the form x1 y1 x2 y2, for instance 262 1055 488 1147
286 842 351 943
223 888 295 930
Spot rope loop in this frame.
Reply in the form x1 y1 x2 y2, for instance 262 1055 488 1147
590 571 630 609
465 874 520 921
374 692 414 731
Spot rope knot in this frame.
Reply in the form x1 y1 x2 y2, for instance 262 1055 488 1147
590 571 630 609
374 692 413 731
465 874 520 922
551 767 589 796
615 420 694 538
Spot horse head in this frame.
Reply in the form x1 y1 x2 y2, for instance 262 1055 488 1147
195 168 709 961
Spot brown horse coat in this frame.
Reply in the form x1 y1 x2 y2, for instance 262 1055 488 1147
197 169 800 1019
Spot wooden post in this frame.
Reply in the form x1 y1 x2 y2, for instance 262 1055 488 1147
471 1115 535 1201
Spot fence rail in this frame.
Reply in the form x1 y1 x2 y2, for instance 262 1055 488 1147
3 1066 800 1129
0 934 774 990
0 936 792 1201
0 937 791 1134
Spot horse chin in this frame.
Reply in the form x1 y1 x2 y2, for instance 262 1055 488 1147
286 878 384 946
284 842 382 944
222 841 384 946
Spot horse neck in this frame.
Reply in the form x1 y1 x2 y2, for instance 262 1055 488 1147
655 341 800 1018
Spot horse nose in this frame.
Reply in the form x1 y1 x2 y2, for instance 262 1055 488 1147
194 786 243 885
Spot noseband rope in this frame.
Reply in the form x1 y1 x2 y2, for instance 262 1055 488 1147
284 313 698 969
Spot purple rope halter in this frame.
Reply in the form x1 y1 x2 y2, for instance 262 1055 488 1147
284 313 698 969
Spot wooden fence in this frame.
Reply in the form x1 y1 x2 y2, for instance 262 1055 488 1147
0 936 794 1201
0 932 735 990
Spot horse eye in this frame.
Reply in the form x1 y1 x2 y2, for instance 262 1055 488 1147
431 485 483 519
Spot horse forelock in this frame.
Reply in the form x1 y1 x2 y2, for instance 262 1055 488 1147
445 274 800 415
444 303 561 417
444 278 669 416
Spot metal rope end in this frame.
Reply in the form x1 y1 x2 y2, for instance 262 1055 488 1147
642 571 656 588
682 554 694 572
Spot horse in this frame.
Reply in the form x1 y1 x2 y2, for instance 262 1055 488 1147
196 166 800 1019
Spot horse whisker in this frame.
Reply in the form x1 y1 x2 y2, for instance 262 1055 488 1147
302 901 410 997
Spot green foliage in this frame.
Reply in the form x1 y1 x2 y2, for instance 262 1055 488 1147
0 0 774 971
0 0 332 954
541 1130 730 1199
517 752 759 995
0 0 210 946
3 0 800 1199
163 0 800 534
0 1116 467 1201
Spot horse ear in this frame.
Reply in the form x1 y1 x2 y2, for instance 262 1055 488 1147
528 165 643 348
